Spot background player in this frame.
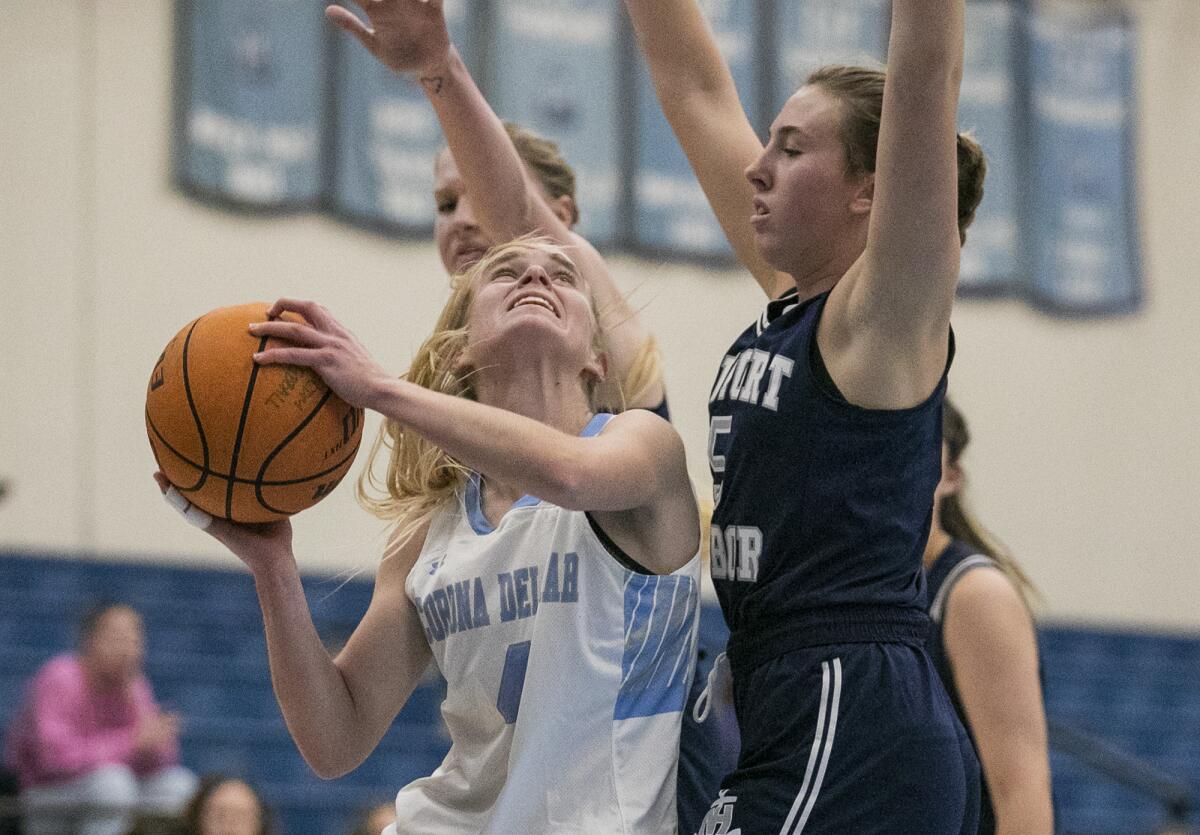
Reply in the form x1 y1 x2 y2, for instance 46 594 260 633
621 0 985 830
326 1 726 828
158 238 701 833
925 399 1053 834
331 0 664 415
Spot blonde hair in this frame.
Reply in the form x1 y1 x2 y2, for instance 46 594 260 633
357 237 605 547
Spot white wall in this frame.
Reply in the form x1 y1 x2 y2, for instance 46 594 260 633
2 1 1197 630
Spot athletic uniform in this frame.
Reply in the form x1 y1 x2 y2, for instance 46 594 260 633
648 398 739 835
699 290 979 834
389 413 702 835
926 540 1005 835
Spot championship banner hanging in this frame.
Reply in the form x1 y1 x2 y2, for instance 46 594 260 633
175 0 327 209
957 0 1023 295
631 0 758 261
328 0 476 233
1026 1 1143 314
487 0 623 245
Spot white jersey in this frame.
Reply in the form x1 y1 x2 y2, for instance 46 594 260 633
387 415 701 835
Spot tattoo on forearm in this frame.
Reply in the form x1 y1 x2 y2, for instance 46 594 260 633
420 75 445 95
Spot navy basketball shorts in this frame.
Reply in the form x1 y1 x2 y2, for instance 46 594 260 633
697 642 980 835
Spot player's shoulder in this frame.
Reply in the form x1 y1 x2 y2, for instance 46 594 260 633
377 514 438 591
947 565 1029 629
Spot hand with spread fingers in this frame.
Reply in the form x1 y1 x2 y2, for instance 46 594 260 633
325 0 451 76
249 299 393 412
153 472 293 571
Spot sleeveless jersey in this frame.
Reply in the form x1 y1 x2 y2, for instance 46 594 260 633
926 540 1005 835
388 414 701 835
707 290 949 674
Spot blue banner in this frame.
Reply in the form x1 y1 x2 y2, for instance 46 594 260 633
774 0 891 106
487 0 622 245
328 0 476 232
631 0 759 260
175 0 327 208
1027 3 1142 314
957 0 1023 295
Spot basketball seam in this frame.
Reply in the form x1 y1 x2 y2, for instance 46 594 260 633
253 389 335 515
226 334 270 519
146 413 360 486
150 319 210 493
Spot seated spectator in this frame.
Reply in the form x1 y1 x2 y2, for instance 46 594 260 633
349 801 395 835
3 602 197 835
181 775 270 835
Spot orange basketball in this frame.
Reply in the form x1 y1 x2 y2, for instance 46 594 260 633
145 303 364 523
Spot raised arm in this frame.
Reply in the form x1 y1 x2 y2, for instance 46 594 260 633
622 0 791 298
327 0 663 410
155 474 432 779
823 0 967 408
944 569 1054 834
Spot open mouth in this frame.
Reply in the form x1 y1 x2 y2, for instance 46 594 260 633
508 293 559 317
750 199 771 227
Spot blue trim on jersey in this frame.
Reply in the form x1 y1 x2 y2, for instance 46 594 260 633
614 572 698 720
465 413 615 535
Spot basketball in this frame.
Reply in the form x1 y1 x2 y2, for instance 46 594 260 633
145 302 364 523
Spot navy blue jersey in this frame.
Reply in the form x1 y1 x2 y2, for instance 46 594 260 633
647 396 671 422
926 540 1005 835
708 290 950 673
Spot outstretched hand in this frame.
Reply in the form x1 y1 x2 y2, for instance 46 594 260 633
326 0 452 76
153 472 293 573
249 298 392 412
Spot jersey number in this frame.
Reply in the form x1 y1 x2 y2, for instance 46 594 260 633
708 416 732 505
496 640 531 724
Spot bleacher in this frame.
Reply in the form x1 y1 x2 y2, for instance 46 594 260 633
1041 627 1200 833
2 551 1198 833
0 551 450 834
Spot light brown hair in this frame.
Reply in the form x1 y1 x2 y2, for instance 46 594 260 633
804 65 987 245
503 121 579 226
941 399 1038 607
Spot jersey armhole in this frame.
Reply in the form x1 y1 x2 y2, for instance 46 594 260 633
930 554 998 624
807 307 958 409
585 512 653 575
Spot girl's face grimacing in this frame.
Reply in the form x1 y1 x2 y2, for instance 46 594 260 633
463 246 603 385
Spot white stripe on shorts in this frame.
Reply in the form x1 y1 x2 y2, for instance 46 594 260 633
779 657 843 835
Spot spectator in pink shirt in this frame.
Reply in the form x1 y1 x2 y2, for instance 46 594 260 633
4 602 197 835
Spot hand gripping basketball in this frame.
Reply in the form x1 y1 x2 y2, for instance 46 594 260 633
250 299 393 413
145 302 364 523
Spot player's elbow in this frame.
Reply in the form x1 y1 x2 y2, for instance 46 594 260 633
539 454 595 512
303 748 361 781
296 735 368 780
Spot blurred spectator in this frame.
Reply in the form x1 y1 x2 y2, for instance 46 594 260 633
181 775 270 835
349 801 394 835
3 602 197 835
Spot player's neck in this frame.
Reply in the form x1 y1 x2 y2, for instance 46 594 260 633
474 364 595 436
787 237 865 303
